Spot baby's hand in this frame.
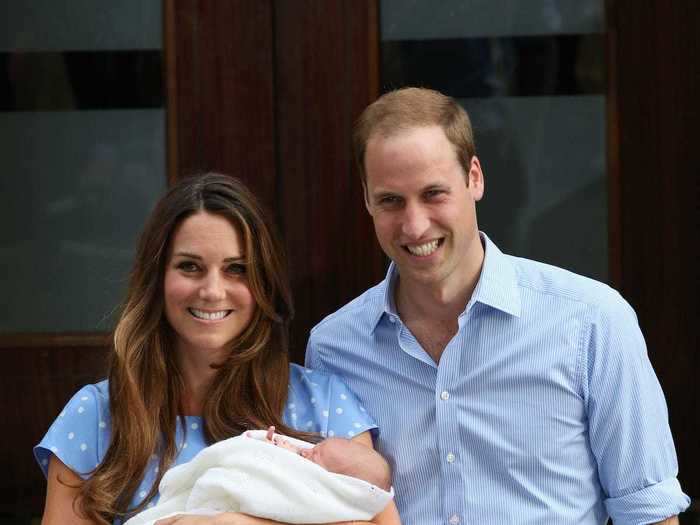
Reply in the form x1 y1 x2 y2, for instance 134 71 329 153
262 426 302 454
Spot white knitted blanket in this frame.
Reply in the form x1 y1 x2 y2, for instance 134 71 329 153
125 431 392 525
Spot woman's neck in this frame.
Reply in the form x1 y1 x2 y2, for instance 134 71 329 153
176 342 224 416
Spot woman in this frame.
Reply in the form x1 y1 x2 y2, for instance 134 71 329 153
36 174 400 525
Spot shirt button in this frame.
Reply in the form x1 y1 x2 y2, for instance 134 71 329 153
440 390 450 401
449 514 460 525
446 452 456 463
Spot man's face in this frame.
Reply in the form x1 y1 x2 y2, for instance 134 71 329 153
363 125 484 290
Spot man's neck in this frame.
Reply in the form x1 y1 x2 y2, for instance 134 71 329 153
394 246 484 363
395 243 485 323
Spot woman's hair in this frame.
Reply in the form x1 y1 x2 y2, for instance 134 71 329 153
78 173 301 523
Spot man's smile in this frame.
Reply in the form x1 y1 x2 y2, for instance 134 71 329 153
403 238 443 257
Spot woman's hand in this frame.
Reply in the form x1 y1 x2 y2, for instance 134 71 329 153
154 513 282 525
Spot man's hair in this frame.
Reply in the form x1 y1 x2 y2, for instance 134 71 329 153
353 87 476 184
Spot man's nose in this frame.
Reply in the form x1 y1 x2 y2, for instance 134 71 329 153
198 272 226 301
401 202 430 239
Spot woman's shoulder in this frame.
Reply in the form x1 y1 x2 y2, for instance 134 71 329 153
286 364 375 437
288 363 355 393
288 362 335 385
34 379 112 479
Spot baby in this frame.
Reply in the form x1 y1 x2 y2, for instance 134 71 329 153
127 429 394 525
264 426 392 491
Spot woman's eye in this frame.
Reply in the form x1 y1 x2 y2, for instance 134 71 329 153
176 261 199 272
226 263 247 275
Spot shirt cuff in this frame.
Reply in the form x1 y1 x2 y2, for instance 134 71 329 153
604 477 690 524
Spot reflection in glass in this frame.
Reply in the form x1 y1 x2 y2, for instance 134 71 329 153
0 1 165 333
380 0 607 281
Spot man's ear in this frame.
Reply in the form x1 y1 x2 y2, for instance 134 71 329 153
467 156 485 202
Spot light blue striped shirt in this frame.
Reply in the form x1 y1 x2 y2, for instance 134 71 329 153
306 233 689 525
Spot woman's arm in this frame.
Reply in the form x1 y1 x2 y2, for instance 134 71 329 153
42 455 95 525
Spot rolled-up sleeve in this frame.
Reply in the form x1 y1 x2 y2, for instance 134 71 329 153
583 292 690 524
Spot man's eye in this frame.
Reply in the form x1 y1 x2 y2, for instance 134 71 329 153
226 263 247 275
177 261 199 272
425 189 445 199
378 196 401 206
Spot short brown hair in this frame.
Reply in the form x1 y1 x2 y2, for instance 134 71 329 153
353 87 476 184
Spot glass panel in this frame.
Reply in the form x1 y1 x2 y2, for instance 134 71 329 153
381 0 603 39
0 0 162 51
380 0 608 282
0 1 165 333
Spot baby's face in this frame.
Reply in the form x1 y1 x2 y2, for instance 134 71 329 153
300 437 351 471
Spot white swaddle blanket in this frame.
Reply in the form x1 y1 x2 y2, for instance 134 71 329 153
125 431 393 525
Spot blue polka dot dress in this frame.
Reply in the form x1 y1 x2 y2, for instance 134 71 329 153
34 364 376 523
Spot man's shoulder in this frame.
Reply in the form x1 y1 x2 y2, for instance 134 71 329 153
310 279 386 337
507 254 626 311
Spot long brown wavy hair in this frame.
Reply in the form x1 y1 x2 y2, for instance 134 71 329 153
77 173 306 523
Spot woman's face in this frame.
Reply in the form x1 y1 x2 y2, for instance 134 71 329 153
164 211 256 362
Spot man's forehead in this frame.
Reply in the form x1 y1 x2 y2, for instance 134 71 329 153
367 123 445 146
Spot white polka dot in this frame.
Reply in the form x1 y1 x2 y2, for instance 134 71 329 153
305 369 313 374
328 430 335 437
359 406 366 412
99 421 106 429
77 406 85 414
353 422 362 428
50 446 58 453
306 420 313 427
183 442 188 449
340 393 347 400
347 430 355 437
80 443 87 451
288 403 296 409
67 432 75 440
154 466 159 473
191 423 199 430
320 431 327 437
310 397 316 404
81 396 89 401
139 491 147 499
291 413 297 420
322 410 329 418
59 411 65 418
42 459 48 466
335 408 343 415
311 382 319 387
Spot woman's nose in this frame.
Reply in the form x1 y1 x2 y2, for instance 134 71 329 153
198 273 226 301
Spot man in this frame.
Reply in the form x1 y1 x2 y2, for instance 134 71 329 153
305 88 689 524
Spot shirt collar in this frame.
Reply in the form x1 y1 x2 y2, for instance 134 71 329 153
470 232 522 318
371 232 521 331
